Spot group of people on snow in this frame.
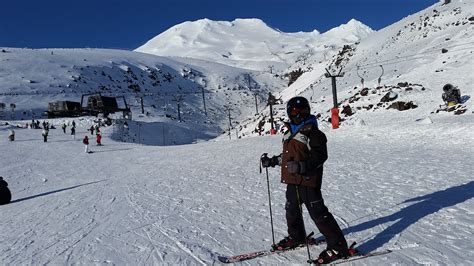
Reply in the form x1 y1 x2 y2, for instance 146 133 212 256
5 118 103 150
82 126 102 153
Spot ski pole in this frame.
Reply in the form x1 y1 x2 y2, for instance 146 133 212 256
265 167 276 246
260 153 275 246
295 185 313 263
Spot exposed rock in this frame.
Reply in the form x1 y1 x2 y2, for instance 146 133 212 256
387 101 418 111
341 105 354 116
398 82 409 87
380 91 398 102
360 88 369 96
363 104 374 110
348 96 360 103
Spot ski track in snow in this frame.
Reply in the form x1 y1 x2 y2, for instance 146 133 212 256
0 115 473 265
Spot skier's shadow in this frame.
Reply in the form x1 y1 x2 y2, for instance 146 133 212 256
10 180 106 204
343 181 474 253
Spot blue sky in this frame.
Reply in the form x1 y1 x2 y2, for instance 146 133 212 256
0 0 438 50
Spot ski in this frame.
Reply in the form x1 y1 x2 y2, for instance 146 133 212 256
310 249 393 265
218 238 325 263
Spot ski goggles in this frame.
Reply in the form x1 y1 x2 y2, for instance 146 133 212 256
288 106 307 117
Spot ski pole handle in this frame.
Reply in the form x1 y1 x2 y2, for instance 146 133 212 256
260 153 268 173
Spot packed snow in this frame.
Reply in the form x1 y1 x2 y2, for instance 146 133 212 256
0 114 472 264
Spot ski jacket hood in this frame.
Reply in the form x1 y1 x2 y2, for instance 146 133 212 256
289 115 318 133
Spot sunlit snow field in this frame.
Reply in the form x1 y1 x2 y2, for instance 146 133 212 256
1 114 472 265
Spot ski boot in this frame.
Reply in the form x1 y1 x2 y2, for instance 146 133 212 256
272 232 319 251
314 242 358 264
272 236 305 251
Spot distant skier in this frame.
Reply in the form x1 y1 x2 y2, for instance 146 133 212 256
0 176 12 205
72 120 76 128
8 129 15 141
83 135 90 153
89 125 95 135
42 128 49 142
71 126 76 140
442 83 461 106
61 123 67 134
261 96 354 264
96 130 102 146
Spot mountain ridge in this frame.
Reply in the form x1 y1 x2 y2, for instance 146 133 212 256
135 18 374 71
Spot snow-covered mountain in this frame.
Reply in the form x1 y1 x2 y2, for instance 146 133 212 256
0 18 375 143
235 0 473 138
0 0 472 142
0 47 286 143
135 18 373 72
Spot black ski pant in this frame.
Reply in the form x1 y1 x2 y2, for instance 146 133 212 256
285 184 348 253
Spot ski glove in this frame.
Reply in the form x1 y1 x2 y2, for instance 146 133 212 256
286 161 306 174
261 154 280 168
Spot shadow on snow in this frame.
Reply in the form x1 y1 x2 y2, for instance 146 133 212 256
344 181 474 253
10 180 106 204
109 120 219 146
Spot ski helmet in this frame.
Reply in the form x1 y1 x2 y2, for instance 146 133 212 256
287 96 310 125
443 83 454 92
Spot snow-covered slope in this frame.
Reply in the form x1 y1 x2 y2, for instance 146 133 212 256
0 113 472 264
136 18 373 72
236 0 473 138
0 47 285 142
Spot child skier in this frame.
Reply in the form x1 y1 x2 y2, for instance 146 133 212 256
261 96 354 264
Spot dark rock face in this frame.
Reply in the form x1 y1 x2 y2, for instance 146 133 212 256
380 91 398 102
360 88 369 96
387 101 418 111
341 105 354 116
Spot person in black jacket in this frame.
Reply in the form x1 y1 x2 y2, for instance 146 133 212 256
261 96 354 264
71 126 76 140
442 83 461 106
0 177 12 205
